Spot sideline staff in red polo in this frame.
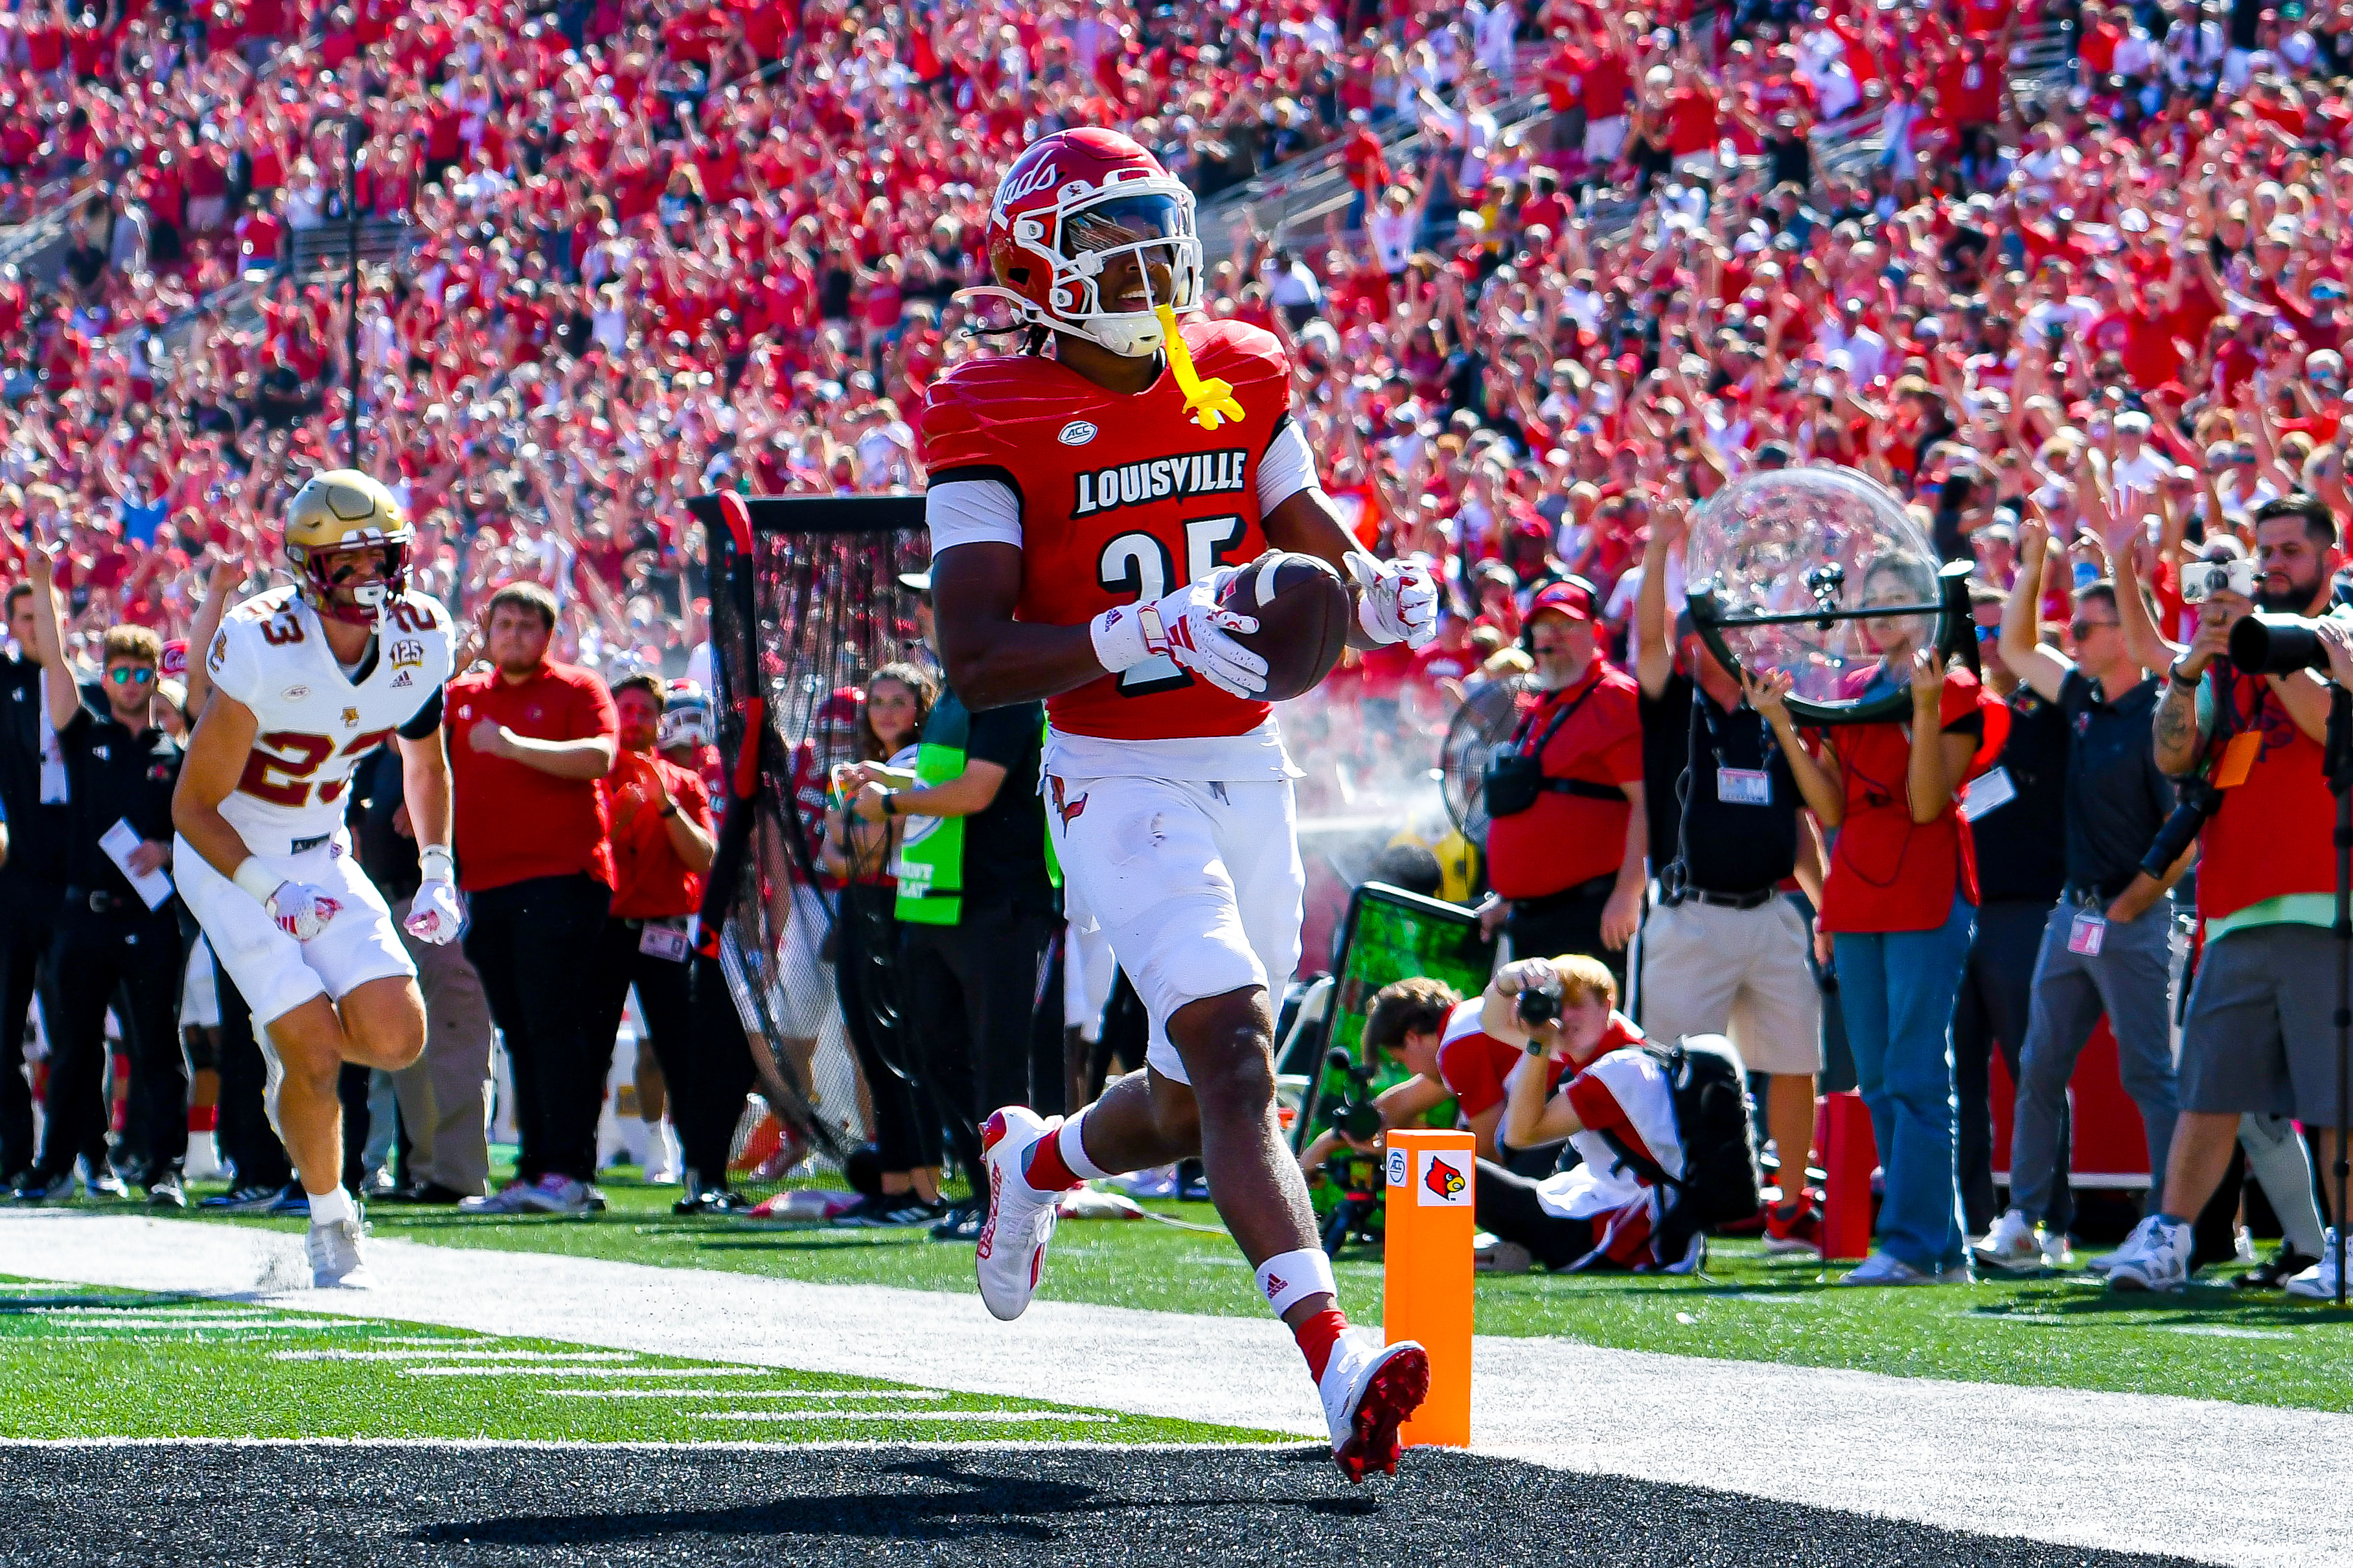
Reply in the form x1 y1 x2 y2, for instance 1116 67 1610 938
1475 577 1646 986
444 581 619 1217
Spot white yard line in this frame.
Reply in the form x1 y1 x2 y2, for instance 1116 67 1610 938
270 1348 636 1362
693 1410 1118 1424
395 1365 768 1378
3 1210 2348 1568
537 1388 950 1400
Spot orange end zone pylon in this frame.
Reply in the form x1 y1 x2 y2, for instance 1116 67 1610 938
1383 1128 1474 1448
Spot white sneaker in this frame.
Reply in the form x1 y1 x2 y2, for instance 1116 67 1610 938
308 1216 375 1289
643 1123 682 1185
458 1180 534 1214
519 1174 594 1215
1836 1251 1959 1286
1971 1209 2044 1273
2106 1215 2192 1293
1318 1329 1430 1483
2284 1229 2347 1301
975 1106 1061 1321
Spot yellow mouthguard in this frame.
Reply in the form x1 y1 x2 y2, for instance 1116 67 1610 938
1157 305 1245 431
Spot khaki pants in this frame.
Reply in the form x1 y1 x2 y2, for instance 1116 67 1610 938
389 892 496 1196
1635 894 1822 1075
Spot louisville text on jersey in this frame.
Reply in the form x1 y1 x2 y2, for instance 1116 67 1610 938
1071 448 1250 518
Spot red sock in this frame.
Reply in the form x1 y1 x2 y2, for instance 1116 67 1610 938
1023 1126 1083 1193
1293 1307 1348 1382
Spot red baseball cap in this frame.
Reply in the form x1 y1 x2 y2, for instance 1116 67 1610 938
1529 578 1598 623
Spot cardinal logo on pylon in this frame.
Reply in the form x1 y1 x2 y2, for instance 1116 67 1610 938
1423 1158 1465 1201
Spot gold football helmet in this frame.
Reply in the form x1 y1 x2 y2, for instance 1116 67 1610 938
284 469 413 625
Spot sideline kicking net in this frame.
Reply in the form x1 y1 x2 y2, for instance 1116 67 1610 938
688 492 931 1196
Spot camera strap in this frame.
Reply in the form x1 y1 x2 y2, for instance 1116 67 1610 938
1509 671 1603 760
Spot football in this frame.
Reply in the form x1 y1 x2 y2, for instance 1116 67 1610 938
1218 551 1351 701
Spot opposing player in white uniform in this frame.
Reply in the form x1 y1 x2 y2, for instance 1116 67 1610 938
172 472 463 1288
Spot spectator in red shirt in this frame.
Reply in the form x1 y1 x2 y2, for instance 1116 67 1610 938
1477 578 1647 989
445 582 620 1216
588 672 715 1190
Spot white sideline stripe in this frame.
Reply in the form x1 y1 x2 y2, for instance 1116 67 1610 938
694 1410 1116 1424
6 1211 2351 1568
271 1349 636 1363
398 1366 770 1379
539 1389 950 1400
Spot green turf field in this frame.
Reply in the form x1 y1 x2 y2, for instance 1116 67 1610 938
125 1167 2353 1418
0 1277 1279 1444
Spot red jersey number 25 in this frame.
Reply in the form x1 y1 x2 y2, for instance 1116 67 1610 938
1097 514 1247 696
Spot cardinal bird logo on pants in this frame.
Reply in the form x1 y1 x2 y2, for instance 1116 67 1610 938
1424 1158 1466 1201
1050 775 1088 828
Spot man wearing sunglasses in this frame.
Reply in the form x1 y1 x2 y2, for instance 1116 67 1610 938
13 546 187 1209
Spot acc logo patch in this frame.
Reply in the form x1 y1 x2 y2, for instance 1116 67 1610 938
1057 420 1098 446
282 685 310 703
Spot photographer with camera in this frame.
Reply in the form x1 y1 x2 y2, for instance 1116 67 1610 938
1475 580 1647 989
1297 979 1493 1177
1469 954 1702 1273
2106 494 2349 1297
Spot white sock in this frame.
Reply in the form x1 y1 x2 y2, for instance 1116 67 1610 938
308 1187 355 1225
1254 1246 1337 1318
1059 1110 1111 1181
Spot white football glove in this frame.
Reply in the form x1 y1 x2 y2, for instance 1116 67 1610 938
404 847 465 945
266 881 342 943
1089 569 1268 699
1347 552 1440 650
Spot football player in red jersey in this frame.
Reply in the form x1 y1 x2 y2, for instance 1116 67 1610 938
916 127 1440 1481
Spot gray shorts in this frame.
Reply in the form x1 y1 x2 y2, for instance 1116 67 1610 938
2178 923 2352 1127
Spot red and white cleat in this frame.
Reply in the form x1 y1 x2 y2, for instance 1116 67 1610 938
976 1106 1061 1322
1317 1328 1430 1483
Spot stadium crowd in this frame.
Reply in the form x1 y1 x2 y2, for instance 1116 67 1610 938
3 0 2352 1291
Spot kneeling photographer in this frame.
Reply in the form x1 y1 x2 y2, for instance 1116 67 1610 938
1471 955 1743 1274
2108 494 2349 1298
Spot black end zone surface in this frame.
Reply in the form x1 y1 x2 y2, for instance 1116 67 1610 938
1 1444 2201 1567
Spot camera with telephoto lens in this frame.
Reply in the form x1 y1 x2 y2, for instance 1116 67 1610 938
2141 773 2225 879
2228 611 2337 677
1516 980 1563 1029
2182 557 2259 603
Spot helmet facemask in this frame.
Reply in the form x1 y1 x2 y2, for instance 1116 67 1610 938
1023 185 1202 358
293 540 409 627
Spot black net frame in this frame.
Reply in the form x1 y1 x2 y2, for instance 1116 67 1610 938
687 492 932 1191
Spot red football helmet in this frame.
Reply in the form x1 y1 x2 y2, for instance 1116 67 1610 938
974 128 1201 358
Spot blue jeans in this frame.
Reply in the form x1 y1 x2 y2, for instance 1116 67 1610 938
1834 896 1976 1273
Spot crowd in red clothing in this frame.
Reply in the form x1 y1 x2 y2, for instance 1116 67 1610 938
5 0 2353 808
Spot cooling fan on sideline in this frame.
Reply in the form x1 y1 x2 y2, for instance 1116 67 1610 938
1438 672 1534 844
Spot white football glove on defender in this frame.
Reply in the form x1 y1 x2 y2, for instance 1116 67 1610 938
1089 569 1268 699
404 846 465 946
1347 552 1440 649
265 880 343 941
